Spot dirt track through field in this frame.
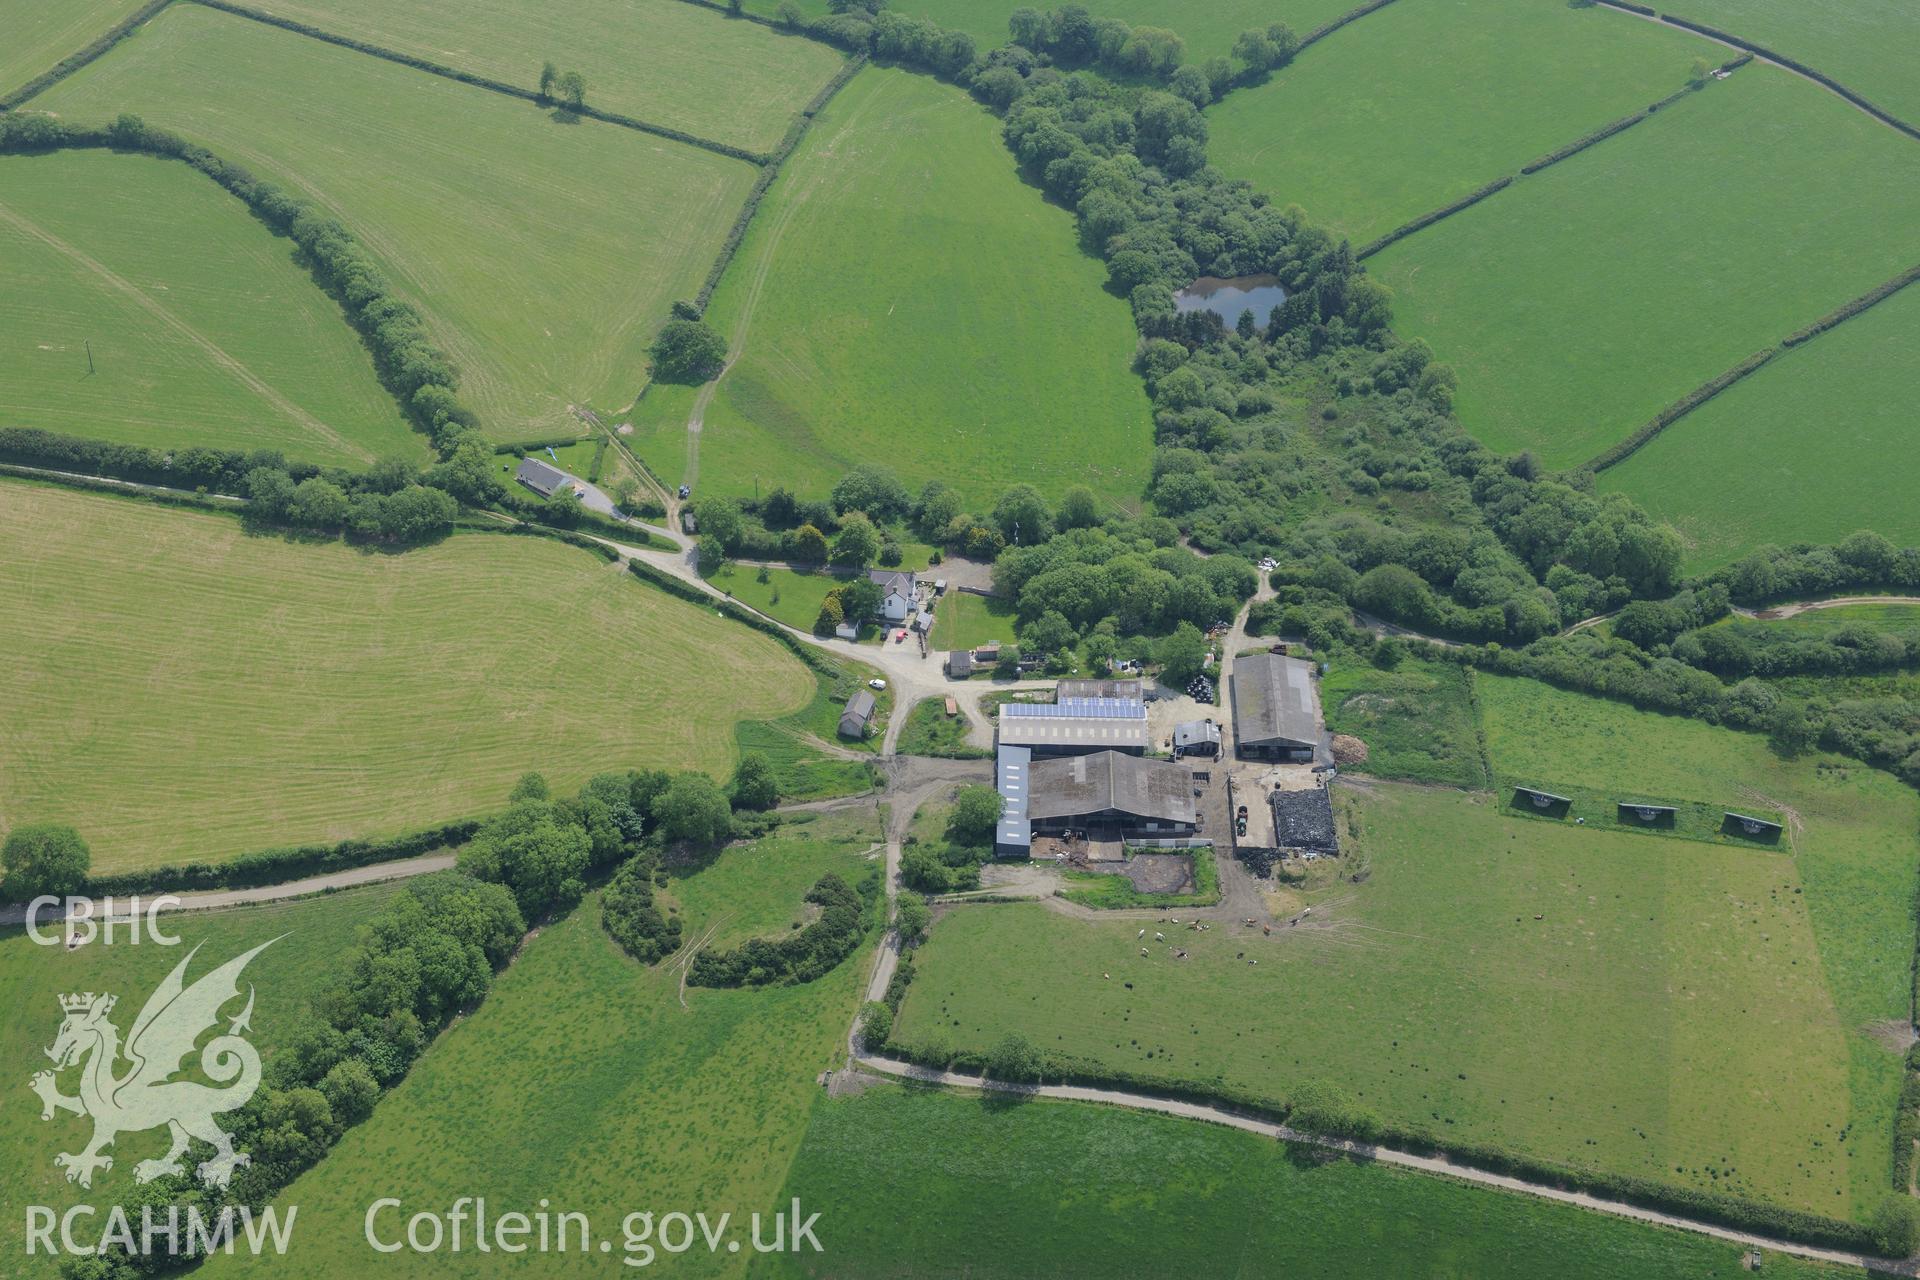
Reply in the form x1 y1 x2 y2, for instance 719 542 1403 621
0 197 373 463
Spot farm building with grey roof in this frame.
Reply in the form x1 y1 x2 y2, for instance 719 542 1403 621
1230 652 1320 761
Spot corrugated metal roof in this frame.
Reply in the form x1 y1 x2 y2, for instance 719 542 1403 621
996 745 1031 849
1027 751 1196 825
1231 652 1318 747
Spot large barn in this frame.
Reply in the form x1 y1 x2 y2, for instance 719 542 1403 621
1023 750 1198 843
1230 652 1320 761
996 697 1149 757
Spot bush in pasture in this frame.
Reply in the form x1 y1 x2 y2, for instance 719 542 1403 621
650 318 728 383
0 824 91 902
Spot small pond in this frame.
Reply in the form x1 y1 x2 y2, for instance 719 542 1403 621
1173 274 1287 331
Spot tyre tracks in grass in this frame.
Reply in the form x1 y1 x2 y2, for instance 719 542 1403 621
0 196 374 464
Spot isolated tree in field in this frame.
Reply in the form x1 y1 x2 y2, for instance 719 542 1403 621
653 773 734 846
650 318 727 383
947 785 1004 847
730 751 779 811
986 1032 1044 1082
1 824 90 902
557 70 587 110
830 511 883 569
539 61 558 102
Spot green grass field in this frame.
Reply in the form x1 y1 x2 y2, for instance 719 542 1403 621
1601 280 1920 570
1 883 400 1262
1669 0 1920 127
200 815 879 1279
897 676 1920 1215
760 1086 1860 1279
0 484 809 873
0 0 149 100
705 561 846 634
1207 0 1714 245
1369 64 1920 467
0 149 420 467
627 66 1150 509
39 3 757 437
1320 655 1489 788
927 591 1018 652
241 0 846 153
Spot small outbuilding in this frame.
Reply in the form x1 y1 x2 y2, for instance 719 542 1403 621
1057 678 1145 701
1173 719 1222 759
515 457 568 498
947 650 974 679
838 689 877 740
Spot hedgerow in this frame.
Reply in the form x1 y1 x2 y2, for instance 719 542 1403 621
0 0 174 110
687 870 876 986
1356 175 1512 259
78 819 480 898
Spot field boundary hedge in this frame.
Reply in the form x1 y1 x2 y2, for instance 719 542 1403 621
1356 175 1510 259
1654 10 1920 142
869 1042 1886 1253
0 0 176 109
1298 0 1405 54
691 52 866 314
625 557 843 679
191 0 769 163
71 818 478 899
1588 263 1920 472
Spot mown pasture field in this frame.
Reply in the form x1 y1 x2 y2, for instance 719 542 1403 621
895 782 1870 1213
242 0 847 153
1207 0 1713 245
200 815 879 1280
761 1086 1860 1279
0 484 810 873
1319 655 1488 788
38 4 756 437
1 883 401 1265
742 0 1358 59
1667 0 1920 127
627 67 1150 509
704 561 844 634
1600 280 1920 571
0 0 150 99
0 149 420 467
1368 64 1920 468
927 590 1018 652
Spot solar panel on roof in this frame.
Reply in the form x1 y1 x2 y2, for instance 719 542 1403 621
1003 699 1146 720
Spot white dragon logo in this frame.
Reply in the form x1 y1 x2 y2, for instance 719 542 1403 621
29 939 276 1190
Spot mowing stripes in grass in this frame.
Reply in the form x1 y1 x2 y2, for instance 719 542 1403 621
1206 0 1716 246
0 149 419 467
0 484 810 873
38 3 757 437
1368 64 1920 467
629 66 1150 510
0 0 155 105
214 0 846 155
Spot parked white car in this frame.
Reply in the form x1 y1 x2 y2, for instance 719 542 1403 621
868 678 887 690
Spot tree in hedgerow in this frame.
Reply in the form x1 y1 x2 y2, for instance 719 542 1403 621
696 534 727 576
652 773 734 847
730 752 779 811
1 824 91 902
947 785 1004 848
538 61 557 102
857 1001 893 1049
650 318 727 383
830 512 882 569
789 522 829 565
992 484 1052 545
986 1032 1044 1083
894 891 931 946
557 70 587 110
